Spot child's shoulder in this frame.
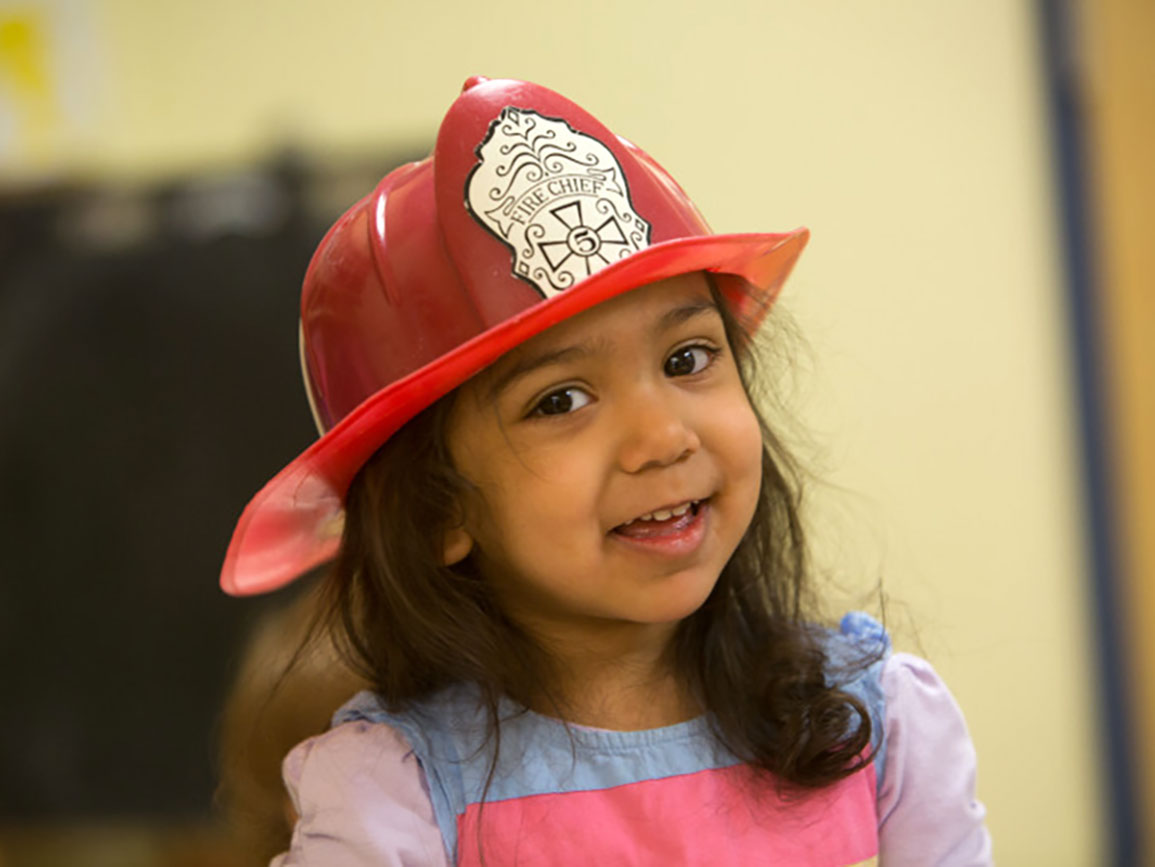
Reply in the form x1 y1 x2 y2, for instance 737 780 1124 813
822 612 967 743
820 611 892 722
819 613 977 797
279 684 481 823
277 715 449 866
329 683 490 755
283 714 414 785
868 651 991 862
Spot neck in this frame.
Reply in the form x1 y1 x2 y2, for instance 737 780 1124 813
527 621 699 731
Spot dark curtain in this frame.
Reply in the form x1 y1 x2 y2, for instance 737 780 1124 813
0 153 408 817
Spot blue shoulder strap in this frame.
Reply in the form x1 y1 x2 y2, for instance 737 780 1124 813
333 686 482 862
830 611 892 789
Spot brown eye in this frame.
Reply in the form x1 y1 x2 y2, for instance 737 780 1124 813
533 387 591 416
664 345 715 377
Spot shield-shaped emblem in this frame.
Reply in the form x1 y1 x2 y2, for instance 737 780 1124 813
466 107 652 297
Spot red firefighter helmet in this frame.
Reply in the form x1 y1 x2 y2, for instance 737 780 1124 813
221 76 808 596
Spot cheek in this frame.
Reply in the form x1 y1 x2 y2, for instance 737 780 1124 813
740 411 765 474
470 462 600 558
721 405 764 539
497 435 606 511
714 397 764 474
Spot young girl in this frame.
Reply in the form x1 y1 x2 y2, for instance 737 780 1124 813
221 76 992 866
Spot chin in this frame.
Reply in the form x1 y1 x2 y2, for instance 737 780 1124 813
643 576 720 625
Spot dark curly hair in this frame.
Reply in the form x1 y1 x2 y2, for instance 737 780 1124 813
316 274 877 791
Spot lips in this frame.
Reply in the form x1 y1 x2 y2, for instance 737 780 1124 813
612 499 705 538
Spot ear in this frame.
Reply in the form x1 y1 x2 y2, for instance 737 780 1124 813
442 524 474 566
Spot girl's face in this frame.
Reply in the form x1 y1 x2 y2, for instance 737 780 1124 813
444 272 763 650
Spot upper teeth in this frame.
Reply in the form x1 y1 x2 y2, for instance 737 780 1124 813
625 501 696 525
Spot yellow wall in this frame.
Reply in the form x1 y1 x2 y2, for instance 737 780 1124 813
4 1 1105 861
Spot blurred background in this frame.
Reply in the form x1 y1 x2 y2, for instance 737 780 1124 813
0 0 1150 864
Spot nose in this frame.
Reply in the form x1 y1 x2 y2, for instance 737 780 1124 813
615 387 701 474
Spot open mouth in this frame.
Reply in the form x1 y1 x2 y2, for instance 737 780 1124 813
612 498 707 538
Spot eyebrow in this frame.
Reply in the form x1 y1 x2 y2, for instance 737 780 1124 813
660 299 719 330
482 299 721 402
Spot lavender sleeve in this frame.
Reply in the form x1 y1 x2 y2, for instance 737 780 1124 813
271 721 450 867
877 652 994 866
